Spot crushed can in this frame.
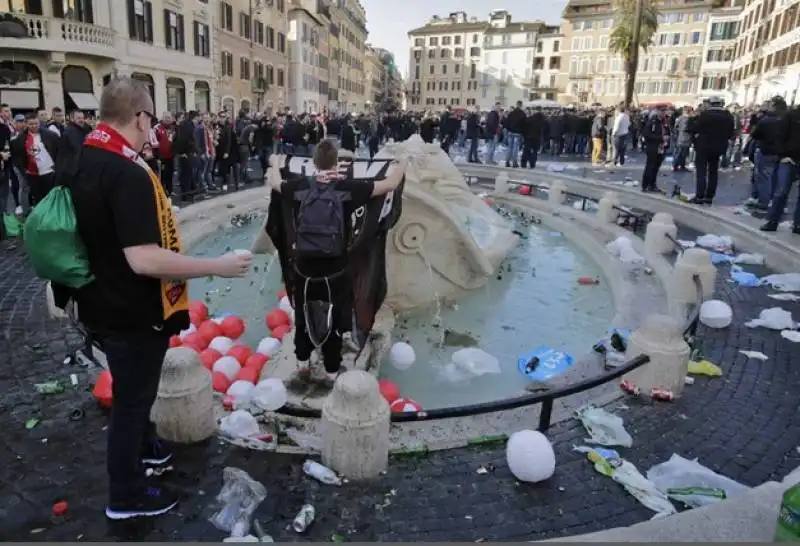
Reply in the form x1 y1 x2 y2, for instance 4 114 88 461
292 504 315 533
620 380 640 395
651 388 674 401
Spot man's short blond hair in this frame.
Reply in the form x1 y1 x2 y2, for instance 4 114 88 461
99 76 153 125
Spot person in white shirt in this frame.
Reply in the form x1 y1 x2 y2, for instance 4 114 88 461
611 105 631 166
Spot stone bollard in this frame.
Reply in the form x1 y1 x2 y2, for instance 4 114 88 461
596 191 619 224
623 314 690 396
671 247 716 304
321 370 390 479
494 172 509 193
151 347 216 443
549 180 566 205
644 212 678 256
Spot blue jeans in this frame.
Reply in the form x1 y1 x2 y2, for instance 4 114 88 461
766 162 800 226
614 134 627 165
755 148 779 208
99 329 170 501
505 132 522 164
485 134 498 163
673 145 690 169
200 155 214 189
468 137 480 162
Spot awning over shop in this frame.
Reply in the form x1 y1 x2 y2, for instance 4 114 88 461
68 92 100 110
0 89 39 109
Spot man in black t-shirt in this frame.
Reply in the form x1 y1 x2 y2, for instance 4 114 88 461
67 77 253 520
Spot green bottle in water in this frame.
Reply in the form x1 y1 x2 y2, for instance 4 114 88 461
775 484 800 542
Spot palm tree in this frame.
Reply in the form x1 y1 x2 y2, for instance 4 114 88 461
608 0 660 107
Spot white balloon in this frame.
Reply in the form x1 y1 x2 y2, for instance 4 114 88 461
389 342 416 371
256 337 282 357
213 356 241 380
209 336 235 354
226 380 255 406
179 323 197 340
699 300 733 329
279 296 294 318
251 377 288 411
506 430 556 483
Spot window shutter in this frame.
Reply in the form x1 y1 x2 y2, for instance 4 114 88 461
178 14 185 51
52 0 65 18
193 21 199 56
164 10 171 48
127 0 136 38
85 0 94 23
144 1 153 43
204 25 210 57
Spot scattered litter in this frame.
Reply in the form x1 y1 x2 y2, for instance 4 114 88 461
761 273 800 292
51 500 69 516
209 467 267 538
292 504 316 533
25 418 40 429
620 379 640 395
439 348 502 382
34 381 65 394
684 376 695 385
69 374 78 387
303 460 342 486
30 528 45 534
688 360 723 377
476 463 495 475
699 300 732 329
732 253 766 266
745 307 794 330
710 253 732 265
646 454 749 508
781 330 800 343
547 164 566 172
575 405 633 447
219 411 275 451
606 236 645 265
730 266 760 287
695 234 734 254
769 293 800 302
677 240 696 249
575 446 676 516
284 428 323 452
651 388 674 402
739 350 769 361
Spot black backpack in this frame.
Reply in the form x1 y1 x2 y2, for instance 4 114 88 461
294 176 349 259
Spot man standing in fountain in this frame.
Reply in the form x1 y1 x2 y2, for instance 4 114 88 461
268 141 407 383
65 77 253 520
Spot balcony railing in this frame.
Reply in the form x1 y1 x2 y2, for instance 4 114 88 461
1 13 114 56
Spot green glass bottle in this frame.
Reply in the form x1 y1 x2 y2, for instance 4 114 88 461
775 484 800 542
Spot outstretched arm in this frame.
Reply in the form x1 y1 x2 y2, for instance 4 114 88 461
372 158 408 197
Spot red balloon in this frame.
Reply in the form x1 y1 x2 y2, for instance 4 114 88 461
227 344 253 365
182 332 209 352
199 348 223 370
277 287 287 300
212 371 232 393
189 301 209 321
519 185 531 196
272 324 291 341
93 370 113 408
220 316 246 340
222 395 235 410
198 320 223 343
245 353 269 374
169 335 182 348
235 366 259 383
266 309 290 331
378 379 400 404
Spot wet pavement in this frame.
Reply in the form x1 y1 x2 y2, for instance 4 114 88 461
2 173 800 541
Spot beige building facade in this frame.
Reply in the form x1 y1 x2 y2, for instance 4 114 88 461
214 0 289 115
287 0 330 114
327 0 368 113
0 0 216 115
561 0 715 106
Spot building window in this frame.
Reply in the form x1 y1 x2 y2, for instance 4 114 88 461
276 0 284 12
239 11 251 39
221 51 233 77
277 69 285 87
254 21 264 44
429 37 438 46
442 36 451 45
414 38 423 46
429 64 434 75
266 65 275 86
193 21 210 57
53 0 94 23
267 26 275 48
278 32 286 53
454 47 463 58
240 57 250 80
441 64 447 74
128 0 153 44
166 77 185 113
164 10 185 51
454 35 461 45
553 40 559 52
220 2 233 32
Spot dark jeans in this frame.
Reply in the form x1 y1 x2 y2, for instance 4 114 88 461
368 137 379 159
293 273 346 374
695 148 722 200
614 134 627 165
257 146 271 173
160 157 175 196
100 328 169 501
766 162 800 226
755 149 779 208
27 172 55 207
642 148 664 190
468 137 480 163
673 145 690 169
521 138 539 168
177 155 196 198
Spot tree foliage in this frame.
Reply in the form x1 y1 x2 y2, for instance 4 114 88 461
608 0 660 62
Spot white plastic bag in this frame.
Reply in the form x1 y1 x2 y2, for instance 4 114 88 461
449 348 502 377
732 253 765 265
575 405 633 447
695 234 734 254
646 454 749 507
209 467 267 537
606 236 645 265
220 410 261 439
744 307 794 330
760 273 800 292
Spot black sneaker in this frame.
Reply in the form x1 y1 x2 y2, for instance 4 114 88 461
760 222 779 232
105 485 179 520
142 438 173 467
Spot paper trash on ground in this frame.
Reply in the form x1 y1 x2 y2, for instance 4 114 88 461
575 405 633 447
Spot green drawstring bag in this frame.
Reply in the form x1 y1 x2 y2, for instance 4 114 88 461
3 213 21 237
23 186 94 288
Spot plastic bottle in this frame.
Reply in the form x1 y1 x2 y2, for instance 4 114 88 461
302 460 342 486
775 484 800 541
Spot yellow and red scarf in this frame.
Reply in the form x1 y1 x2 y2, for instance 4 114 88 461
84 123 189 321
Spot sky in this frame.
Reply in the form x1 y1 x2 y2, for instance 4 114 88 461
360 0 568 77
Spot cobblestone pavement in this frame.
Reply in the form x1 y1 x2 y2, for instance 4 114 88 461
1 204 799 541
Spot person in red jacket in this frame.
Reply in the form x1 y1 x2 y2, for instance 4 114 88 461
154 112 175 195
